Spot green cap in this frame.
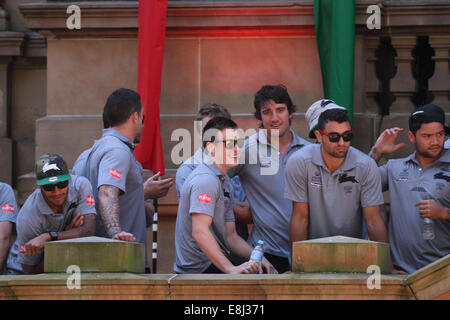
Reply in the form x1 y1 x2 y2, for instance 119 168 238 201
35 153 71 186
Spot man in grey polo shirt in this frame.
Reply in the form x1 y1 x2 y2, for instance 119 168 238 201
228 85 311 273
175 103 250 240
0 182 18 274
6 153 96 274
175 117 275 274
369 104 449 273
286 108 390 256
72 88 155 268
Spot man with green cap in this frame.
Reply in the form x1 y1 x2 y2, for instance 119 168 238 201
6 153 97 274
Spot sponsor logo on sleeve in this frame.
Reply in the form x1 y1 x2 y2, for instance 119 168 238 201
86 195 95 205
109 168 122 180
1 204 15 214
198 194 212 204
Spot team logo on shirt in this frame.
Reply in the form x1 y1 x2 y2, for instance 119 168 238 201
109 168 122 180
338 174 358 184
86 195 95 205
198 194 212 204
1 204 14 214
434 172 450 182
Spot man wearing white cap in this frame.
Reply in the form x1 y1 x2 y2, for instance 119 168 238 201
286 101 392 270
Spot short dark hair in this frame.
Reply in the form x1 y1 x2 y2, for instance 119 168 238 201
196 103 231 121
409 104 447 134
316 109 350 131
103 88 142 128
253 85 296 121
202 116 238 149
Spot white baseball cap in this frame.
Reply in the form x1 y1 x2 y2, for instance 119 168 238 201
305 99 346 138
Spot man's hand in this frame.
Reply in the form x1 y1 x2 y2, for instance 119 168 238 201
65 212 85 231
416 200 449 220
143 172 174 199
228 261 259 274
260 257 278 274
370 127 406 162
112 231 136 242
23 233 51 257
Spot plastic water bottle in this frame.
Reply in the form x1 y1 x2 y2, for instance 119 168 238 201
422 218 435 240
249 240 265 269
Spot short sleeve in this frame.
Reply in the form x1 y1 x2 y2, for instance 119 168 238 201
284 153 309 203
15 208 44 267
176 163 194 198
0 184 18 224
188 175 220 217
73 176 97 216
97 148 131 193
360 159 385 208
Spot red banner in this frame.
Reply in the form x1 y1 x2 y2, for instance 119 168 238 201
134 0 167 175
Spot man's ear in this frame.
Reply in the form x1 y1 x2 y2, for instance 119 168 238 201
407 131 415 145
314 129 322 143
206 142 215 157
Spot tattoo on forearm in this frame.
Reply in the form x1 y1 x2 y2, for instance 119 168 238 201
98 185 121 237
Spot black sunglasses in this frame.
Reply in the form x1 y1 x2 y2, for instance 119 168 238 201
214 139 245 149
42 180 69 192
319 129 354 143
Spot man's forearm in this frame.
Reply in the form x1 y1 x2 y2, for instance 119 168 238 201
98 185 122 237
226 232 253 260
0 238 10 272
59 214 96 240
366 215 389 243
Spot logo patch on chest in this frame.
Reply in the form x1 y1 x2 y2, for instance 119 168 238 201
339 174 358 184
434 172 450 182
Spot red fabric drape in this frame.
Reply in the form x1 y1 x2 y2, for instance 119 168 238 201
134 0 167 175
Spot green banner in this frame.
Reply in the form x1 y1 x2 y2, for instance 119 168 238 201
314 0 355 124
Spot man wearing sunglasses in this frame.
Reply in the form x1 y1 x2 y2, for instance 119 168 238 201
6 153 96 274
286 107 390 262
174 117 276 274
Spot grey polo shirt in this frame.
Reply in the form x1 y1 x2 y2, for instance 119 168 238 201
176 148 204 198
6 175 96 274
174 160 235 273
227 129 311 259
72 128 148 265
285 144 384 240
379 149 450 273
0 182 18 224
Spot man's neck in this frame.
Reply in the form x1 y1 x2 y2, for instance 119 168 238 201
267 129 293 155
111 125 134 143
415 150 444 169
321 147 346 173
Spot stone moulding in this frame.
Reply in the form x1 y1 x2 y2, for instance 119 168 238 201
0 255 448 300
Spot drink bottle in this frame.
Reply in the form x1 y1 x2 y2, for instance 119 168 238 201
249 240 265 270
422 218 435 240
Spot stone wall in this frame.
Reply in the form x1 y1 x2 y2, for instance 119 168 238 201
4 0 450 273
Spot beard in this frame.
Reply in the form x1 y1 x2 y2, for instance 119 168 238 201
416 143 444 159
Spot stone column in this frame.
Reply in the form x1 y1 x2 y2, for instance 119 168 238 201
428 35 450 109
390 36 416 113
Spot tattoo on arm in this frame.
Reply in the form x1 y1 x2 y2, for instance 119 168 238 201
98 185 121 237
